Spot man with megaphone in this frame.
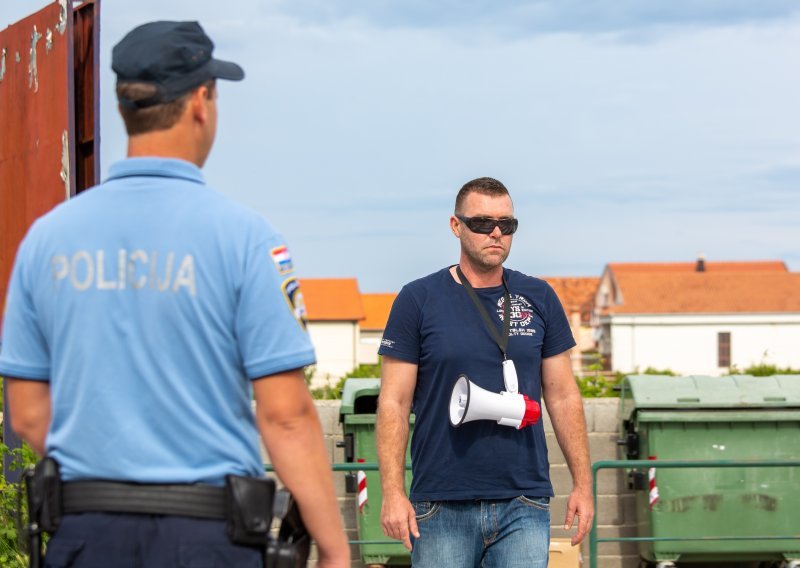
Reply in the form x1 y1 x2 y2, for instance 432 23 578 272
376 177 593 567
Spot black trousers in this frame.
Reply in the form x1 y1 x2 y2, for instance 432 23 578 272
43 513 263 568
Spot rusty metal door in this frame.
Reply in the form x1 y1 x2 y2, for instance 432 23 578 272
1 0 99 481
0 0 99 309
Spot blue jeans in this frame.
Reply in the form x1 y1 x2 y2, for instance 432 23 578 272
411 497 550 568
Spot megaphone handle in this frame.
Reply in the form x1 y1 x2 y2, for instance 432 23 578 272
502 359 518 393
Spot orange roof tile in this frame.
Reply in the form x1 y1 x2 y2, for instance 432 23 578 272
299 278 365 321
606 272 800 314
543 277 599 323
360 293 397 330
608 260 787 273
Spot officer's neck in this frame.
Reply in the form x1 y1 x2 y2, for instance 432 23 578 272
126 108 210 168
452 262 504 289
127 129 205 168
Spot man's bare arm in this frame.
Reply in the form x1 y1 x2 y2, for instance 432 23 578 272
376 356 419 551
6 378 51 455
541 351 594 546
254 369 350 568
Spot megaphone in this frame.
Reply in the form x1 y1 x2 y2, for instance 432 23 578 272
449 375 541 429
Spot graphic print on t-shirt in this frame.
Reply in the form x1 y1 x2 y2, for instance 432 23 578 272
496 294 537 337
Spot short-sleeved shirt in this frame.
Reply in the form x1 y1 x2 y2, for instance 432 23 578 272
0 158 315 485
378 267 575 501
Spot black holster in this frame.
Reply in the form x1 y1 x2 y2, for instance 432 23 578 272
23 457 63 568
225 475 310 567
266 490 310 568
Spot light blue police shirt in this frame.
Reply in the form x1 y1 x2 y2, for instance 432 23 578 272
0 158 316 484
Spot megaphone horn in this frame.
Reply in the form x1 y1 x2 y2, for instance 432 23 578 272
448 375 540 430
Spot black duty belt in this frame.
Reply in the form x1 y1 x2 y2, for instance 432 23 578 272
63 481 226 520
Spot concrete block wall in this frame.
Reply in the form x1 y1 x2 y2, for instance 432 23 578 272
545 398 639 568
271 399 638 568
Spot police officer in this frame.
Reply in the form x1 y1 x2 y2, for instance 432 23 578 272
0 21 349 567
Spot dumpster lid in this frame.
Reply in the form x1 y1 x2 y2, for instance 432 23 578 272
339 378 381 416
622 374 800 414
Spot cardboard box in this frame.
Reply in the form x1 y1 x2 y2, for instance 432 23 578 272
549 538 581 568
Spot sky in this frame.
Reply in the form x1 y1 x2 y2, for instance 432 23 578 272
4 1 800 292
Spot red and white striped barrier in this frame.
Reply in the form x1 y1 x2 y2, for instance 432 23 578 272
648 455 659 509
357 458 367 513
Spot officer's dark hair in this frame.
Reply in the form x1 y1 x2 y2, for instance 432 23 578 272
117 79 216 136
454 177 511 214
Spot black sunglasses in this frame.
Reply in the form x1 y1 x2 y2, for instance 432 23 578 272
456 214 519 235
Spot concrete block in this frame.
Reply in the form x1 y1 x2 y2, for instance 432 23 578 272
323 437 337 462
588 433 622 462
592 398 621 433
597 495 624 525
592 555 640 568
549 464 573 496
550 495 568 527
546 433 566 464
314 400 342 435
333 467 348 498
582 399 595 432
542 406 554 433
620 493 637 525
331 435 346 464
595 523 640 556
595 467 625 495
598 539 639 557
339 496 357 528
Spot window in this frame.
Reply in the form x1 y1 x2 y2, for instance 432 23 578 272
718 332 731 368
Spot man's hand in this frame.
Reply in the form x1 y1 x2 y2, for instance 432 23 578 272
381 491 419 551
563 486 594 546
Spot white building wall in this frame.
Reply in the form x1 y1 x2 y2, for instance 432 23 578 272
357 330 382 366
306 321 358 387
605 313 800 376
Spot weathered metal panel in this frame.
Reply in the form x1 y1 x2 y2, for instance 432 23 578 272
0 1 74 307
73 0 100 194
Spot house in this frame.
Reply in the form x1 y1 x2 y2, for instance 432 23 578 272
300 278 364 386
543 276 600 374
358 293 397 366
594 259 800 375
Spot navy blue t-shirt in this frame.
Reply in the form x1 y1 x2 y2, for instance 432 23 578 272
378 267 576 501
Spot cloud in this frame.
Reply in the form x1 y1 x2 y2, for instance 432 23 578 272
273 0 800 38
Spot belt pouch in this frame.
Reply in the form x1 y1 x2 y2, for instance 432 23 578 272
27 457 63 532
224 475 276 546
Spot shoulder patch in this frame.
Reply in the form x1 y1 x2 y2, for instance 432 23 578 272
282 277 308 330
270 245 294 275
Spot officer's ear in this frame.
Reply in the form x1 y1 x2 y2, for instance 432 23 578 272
190 85 211 125
450 215 462 238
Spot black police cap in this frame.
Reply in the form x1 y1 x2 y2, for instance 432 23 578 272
112 21 244 109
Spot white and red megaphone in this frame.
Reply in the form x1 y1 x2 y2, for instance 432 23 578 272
448 374 541 429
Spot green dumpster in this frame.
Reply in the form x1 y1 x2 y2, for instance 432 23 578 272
339 378 413 566
619 374 800 564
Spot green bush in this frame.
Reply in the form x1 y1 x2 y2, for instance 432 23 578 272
640 367 676 376
576 373 622 398
308 362 383 400
727 363 800 376
576 356 677 398
0 441 38 567
309 376 348 400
